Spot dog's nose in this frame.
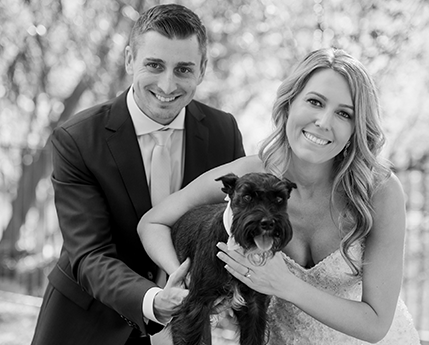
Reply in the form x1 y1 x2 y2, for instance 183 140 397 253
260 218 275 230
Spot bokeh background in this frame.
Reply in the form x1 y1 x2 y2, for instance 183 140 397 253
0 0 428 344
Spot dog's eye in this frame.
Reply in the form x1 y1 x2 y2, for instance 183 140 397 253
243 195 252 202
276 196 284 204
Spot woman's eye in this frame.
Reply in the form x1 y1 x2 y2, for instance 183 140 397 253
308 98 322 107
337 111 351 119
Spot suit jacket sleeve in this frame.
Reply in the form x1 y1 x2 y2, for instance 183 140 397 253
50 114 155 332
182 101 245 187
49 96 245 335
227 111 246 160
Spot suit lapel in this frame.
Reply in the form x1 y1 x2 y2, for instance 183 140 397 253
105 90 151 217
182 101 209 187
103 95 211 214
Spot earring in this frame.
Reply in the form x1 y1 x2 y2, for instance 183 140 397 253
284 135 291 149
343 141 351 158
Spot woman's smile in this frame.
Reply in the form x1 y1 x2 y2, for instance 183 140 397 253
302 130 331 146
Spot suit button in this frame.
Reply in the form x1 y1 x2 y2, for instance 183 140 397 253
148 272 154 280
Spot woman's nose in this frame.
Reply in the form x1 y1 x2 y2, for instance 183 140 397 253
314 110 333 130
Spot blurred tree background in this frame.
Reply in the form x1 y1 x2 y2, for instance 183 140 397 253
0 0 428 341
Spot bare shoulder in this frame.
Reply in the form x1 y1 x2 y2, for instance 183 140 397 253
370 172 406 239
373 172 405 205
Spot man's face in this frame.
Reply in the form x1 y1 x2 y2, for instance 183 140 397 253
125 31 206 125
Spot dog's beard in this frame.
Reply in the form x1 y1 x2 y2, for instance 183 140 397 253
247 250 274 266
230 210 293 266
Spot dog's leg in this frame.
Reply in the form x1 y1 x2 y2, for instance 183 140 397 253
234 292 269 345
170 294 214 345
171 205 228 344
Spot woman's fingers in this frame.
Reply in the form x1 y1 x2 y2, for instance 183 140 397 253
216 242 256 281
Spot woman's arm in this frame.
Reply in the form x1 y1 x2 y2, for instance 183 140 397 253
137 155 262 275
218 173 406 343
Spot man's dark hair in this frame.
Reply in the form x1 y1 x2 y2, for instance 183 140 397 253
129 4 208 68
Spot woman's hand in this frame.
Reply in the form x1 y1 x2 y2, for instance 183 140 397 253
216 242 294 297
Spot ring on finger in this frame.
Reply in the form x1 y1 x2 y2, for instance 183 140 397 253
244 267 251 278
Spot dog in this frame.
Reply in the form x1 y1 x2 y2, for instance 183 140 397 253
169 172 296 345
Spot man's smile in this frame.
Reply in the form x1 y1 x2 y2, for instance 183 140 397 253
153 92 179 103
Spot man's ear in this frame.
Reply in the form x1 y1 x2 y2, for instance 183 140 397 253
124 46 134 75
197 59 207 85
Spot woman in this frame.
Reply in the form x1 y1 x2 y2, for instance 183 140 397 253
138 48 420 344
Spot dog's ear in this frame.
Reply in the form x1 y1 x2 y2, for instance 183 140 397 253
215 173 239 195
282 178 297 199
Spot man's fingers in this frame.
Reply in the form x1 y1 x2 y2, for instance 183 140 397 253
168 257 191 286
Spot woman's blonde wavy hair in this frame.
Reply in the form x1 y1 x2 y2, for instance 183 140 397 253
258 48 391 274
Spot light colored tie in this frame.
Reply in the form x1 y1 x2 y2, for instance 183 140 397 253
150 129 173 207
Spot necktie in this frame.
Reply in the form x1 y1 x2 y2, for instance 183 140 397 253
150 129 173 207
150 130 172 287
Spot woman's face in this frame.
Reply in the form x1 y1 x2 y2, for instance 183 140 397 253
286 68 355 166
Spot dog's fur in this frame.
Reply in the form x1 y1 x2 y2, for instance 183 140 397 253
170 172 296 345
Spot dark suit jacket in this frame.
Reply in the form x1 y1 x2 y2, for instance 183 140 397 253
31 89 245 345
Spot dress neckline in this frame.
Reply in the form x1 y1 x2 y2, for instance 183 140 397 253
282 242 364 273
281 248 342 272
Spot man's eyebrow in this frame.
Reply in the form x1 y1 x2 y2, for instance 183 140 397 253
176 61 197 67
308 91 354 110
145 57 164 63
144 58 196 67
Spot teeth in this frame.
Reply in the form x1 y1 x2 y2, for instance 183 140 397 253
303 131 330 146
155 94 176 102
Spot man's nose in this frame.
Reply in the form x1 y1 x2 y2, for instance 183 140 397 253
157 71 176 94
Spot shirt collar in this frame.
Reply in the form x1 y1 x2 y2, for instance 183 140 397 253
127 86 185 136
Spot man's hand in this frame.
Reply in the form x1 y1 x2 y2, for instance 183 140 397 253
153 258 190 324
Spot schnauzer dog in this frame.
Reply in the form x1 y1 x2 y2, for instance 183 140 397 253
170 172 296 345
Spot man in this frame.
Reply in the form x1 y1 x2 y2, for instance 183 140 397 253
31 4 245 345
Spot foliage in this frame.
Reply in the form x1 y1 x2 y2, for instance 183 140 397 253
0 0 143 256
1 0 429 336
0 0 428 284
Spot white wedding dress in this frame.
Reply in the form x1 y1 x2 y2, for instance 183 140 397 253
267 244 420 344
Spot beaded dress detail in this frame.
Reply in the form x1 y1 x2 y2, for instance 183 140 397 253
267 244 420 344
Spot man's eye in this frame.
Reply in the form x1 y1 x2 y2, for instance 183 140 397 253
146 63 160 69
177 67 191 74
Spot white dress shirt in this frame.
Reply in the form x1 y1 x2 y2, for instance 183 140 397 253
127 87 185 194
126 86 185 325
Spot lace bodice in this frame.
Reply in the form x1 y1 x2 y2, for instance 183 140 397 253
267 244 420 344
